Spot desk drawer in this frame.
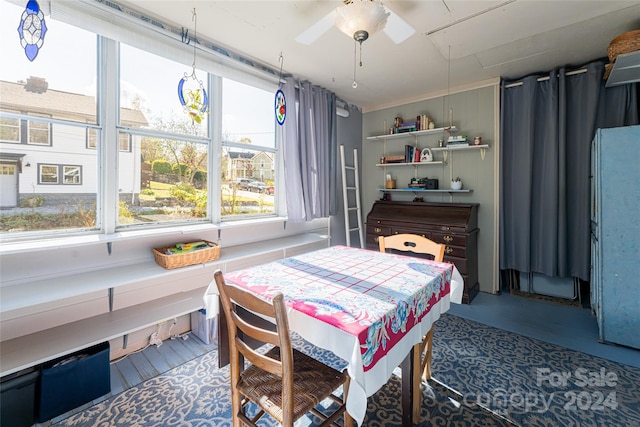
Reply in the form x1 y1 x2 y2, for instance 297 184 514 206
431 232 468 247
443 245 467 259
445 256 468 275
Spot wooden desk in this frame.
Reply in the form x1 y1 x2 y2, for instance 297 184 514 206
366 200 479 303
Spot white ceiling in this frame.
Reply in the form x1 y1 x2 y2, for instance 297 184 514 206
119 0 640 112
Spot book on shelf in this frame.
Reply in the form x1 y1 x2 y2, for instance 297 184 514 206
396 126 417 133
405 144 413 163
385 154 405 163
448 135 467 143
402 145 421 163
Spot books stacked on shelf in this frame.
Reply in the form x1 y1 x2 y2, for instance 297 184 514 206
417 115 432 130
404 145 421 163
384 154 405 163
447 135 468 145
396 121 417 133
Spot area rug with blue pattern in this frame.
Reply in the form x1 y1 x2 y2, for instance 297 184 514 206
54 313 640 426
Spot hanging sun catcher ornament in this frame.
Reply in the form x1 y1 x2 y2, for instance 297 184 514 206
17 0 48 61
274 53 286 126
178 8 208 125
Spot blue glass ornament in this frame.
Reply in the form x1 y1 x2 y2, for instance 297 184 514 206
17 0 47 61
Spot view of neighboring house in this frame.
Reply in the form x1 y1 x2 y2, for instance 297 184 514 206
0 77 147 208
226 150 274 182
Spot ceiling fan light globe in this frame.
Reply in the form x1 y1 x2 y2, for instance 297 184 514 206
336 0 389 41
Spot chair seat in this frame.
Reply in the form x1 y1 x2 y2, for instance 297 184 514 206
238 346 348 424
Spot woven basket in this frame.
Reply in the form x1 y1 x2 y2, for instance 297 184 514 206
153 240 220 269
607 30 640 62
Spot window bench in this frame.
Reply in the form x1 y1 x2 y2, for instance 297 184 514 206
0 233 329 377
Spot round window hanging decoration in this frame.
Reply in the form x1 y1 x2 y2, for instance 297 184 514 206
178 9 208 125
274 53 286 126
17 0 47 61
275 89 286 126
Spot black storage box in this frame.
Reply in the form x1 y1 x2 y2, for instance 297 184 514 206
38 342 111 422
1 367 39 427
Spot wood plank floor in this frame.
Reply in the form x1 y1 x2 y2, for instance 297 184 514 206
111 335 215 395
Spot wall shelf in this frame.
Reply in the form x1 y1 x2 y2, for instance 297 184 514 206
366 126 455 141
432 144 489 161
376 161 444 167
378 188 473 193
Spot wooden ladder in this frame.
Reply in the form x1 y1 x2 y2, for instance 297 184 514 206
339 145 364 248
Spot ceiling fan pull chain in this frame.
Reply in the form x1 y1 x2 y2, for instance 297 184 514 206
352 39 358 88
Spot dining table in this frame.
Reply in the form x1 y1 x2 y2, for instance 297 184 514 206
203 244 463 426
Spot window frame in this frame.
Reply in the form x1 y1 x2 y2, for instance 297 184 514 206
27 120 51 146
63 165 82 185
38 163 60 184
1 3 284 242
0 116 21 143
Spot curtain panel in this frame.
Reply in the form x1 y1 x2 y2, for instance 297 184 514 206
282 80 337 222
500 60 638 281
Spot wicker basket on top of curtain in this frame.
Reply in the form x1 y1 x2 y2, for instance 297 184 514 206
604 30 640 79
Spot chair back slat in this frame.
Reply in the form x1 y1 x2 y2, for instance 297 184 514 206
379 233 445 262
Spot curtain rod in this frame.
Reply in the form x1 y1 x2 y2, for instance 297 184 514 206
504 68 588 88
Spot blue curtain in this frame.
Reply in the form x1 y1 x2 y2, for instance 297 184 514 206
500 60 638 281
281 80 337 222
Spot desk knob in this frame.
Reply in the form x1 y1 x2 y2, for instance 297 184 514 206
445 246 454 254
443 235 453 243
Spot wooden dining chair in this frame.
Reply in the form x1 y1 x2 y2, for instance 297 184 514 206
214 270 352 427
378 233 445 421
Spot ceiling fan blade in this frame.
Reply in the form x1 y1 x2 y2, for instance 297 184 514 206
383 7 415 44
295 9 337 45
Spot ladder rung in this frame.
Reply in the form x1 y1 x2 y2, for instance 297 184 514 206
347 207 358 211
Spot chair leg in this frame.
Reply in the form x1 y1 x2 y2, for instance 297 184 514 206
343 371 354 427
412 342 423 422
422 326 434 381
412 325 436 421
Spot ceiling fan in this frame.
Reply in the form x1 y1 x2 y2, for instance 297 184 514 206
295 0 415 45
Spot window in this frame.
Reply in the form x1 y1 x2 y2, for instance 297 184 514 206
63 165 81 184
27 120 50 145
37 163 82 185
87 128 97 149
221 78 277 219
118 44 209 228
39 164 59 184
0 2 98 235
0 117 20 143
118 133 131 152
0 1 280 238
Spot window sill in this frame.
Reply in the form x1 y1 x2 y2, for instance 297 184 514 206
0 216 313 256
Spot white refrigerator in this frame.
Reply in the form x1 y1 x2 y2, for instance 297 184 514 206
590 125 640 349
